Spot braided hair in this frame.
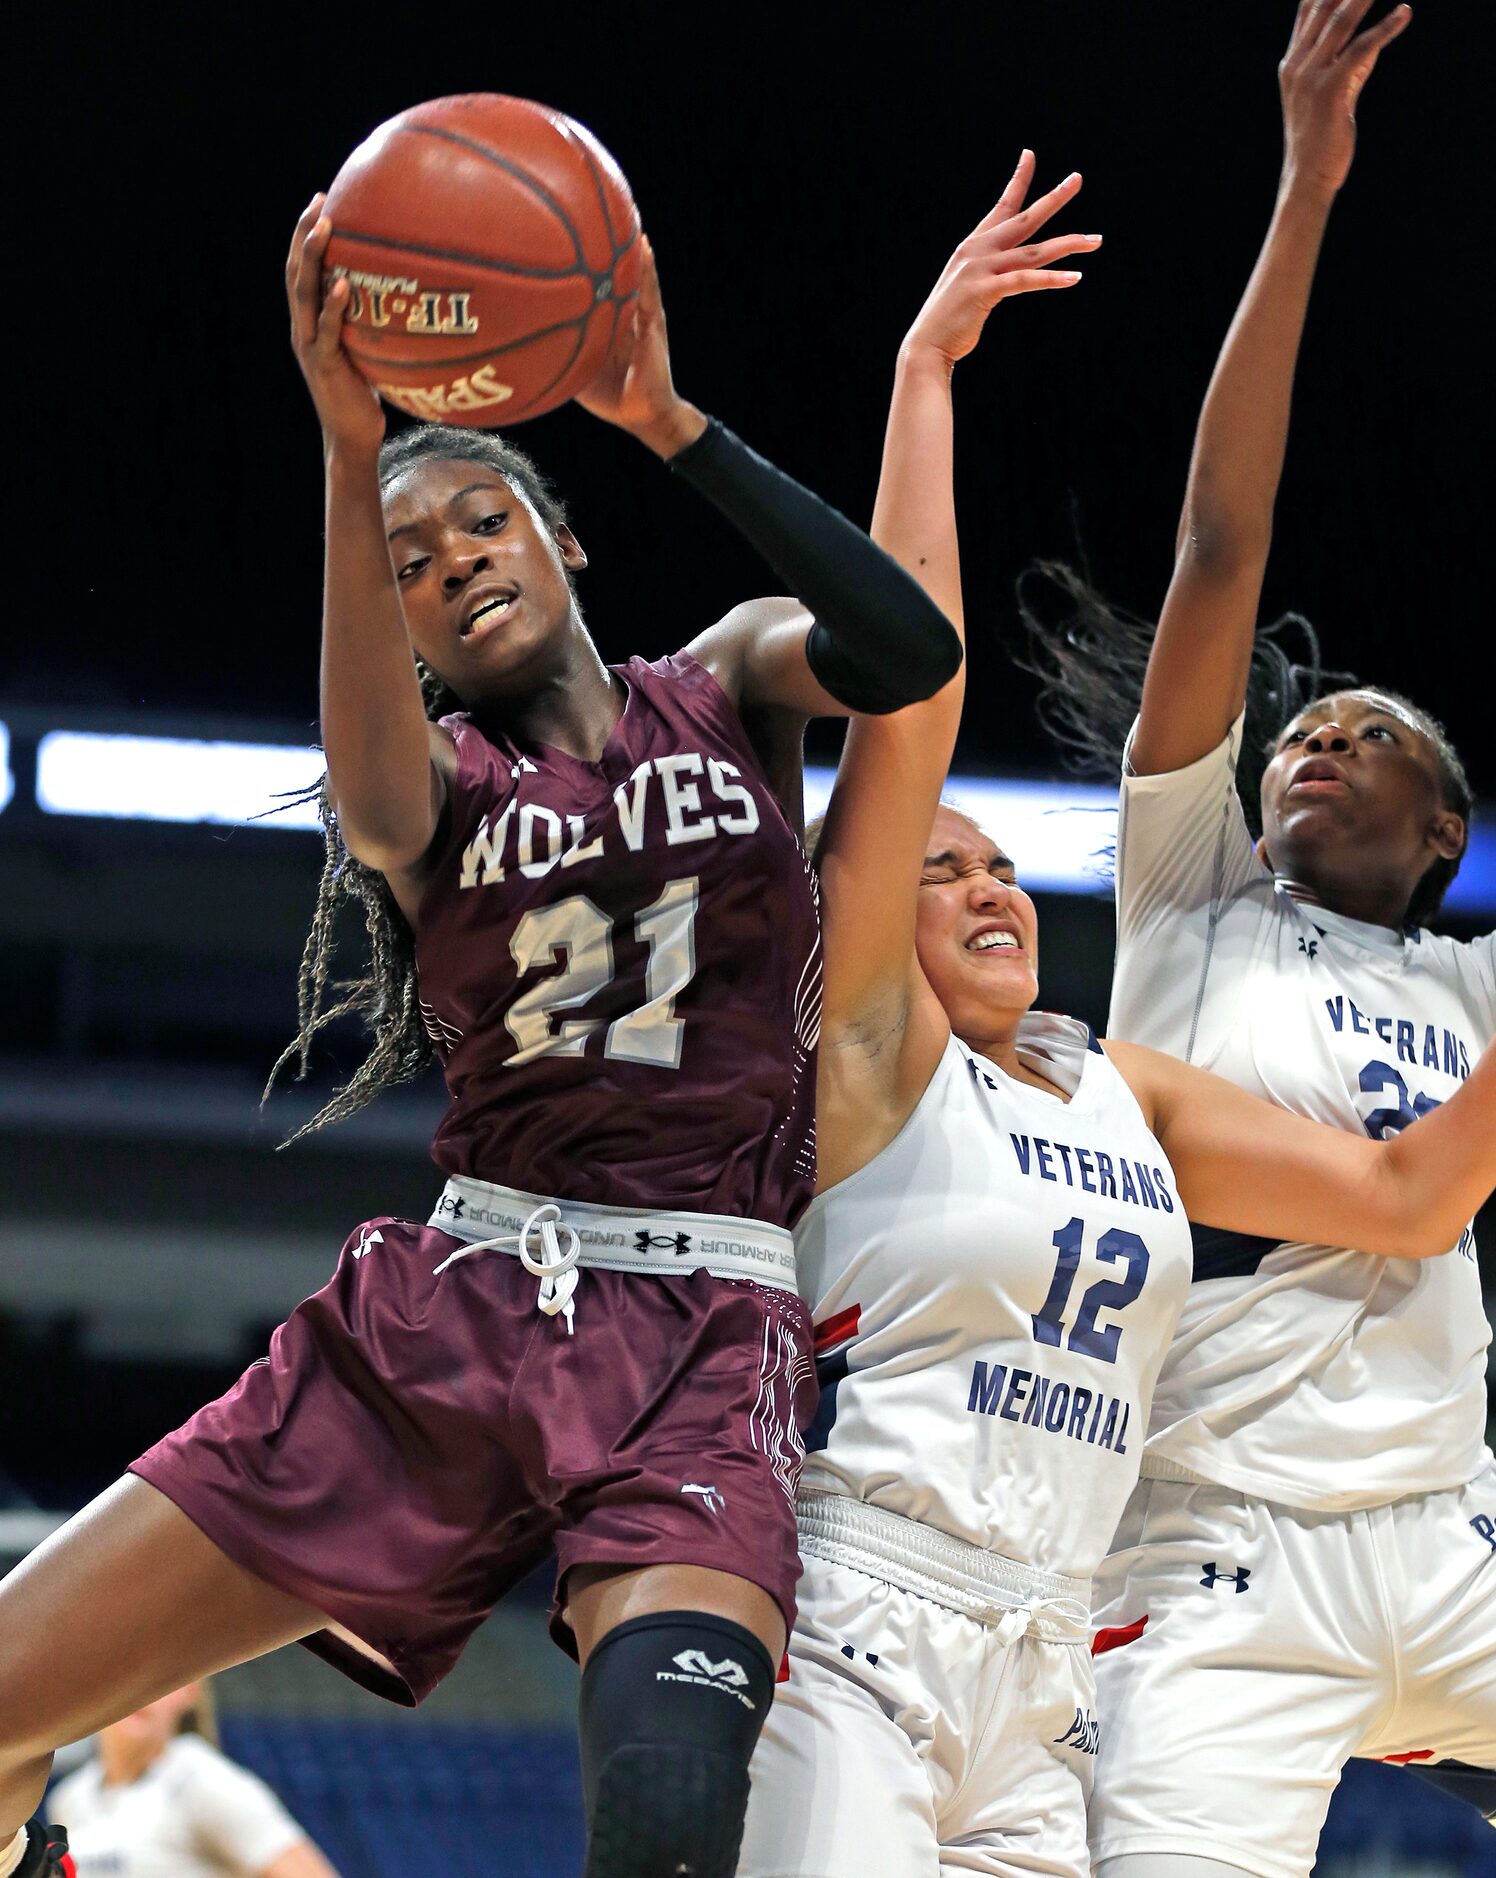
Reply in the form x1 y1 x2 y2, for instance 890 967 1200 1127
265 425 572 1143
1016 560 1471 929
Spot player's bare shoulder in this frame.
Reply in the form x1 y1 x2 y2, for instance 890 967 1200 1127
685 596 814 706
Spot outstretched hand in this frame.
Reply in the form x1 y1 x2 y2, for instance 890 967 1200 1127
901 153 1100 371
1279 0 1412 199
574 239 705 458
286 193 385 457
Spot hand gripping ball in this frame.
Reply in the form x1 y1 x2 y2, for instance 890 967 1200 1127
323 94 642 426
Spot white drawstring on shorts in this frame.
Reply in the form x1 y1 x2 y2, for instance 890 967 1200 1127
433 1202 582 1334
986 1594 1092 1648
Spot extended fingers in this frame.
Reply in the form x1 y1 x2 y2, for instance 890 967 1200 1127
634 235 664 327
288 199 331 349
1284 0 1346 67
1317 0 1378 60
991 268 1084 296
314 271 351 361
284 194 323 285
997 170 1084 245
973 150 1037 235
989 231 1101 274
1346 1 1411 67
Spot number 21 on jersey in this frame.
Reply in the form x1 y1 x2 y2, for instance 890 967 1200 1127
506 877 699 1069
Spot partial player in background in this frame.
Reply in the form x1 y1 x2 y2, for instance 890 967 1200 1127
1021 5 1494 1874
735 153 1496 1878
49 1683 337 1878
0 195 964 1878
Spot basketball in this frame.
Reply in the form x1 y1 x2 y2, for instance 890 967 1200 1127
322 94 642 427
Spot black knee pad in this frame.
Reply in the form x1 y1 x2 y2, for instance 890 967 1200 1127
1407 1758 1496 1824
578 1610 777 1877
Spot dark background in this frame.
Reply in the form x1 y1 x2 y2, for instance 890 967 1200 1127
1 10 1492 1870
11 1 1486 786
3 1 1490 1494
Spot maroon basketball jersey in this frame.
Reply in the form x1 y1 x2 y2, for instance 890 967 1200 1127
413 653 820 1227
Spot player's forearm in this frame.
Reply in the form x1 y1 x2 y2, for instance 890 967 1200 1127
815 349 966 1035
869 346 965 640
1174 180 1331 568
318 446 442 868
1375 1041 1496 1257
1132 180 1333 774
670 418 962 713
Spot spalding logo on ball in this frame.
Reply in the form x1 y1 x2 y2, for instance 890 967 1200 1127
323 94 642 427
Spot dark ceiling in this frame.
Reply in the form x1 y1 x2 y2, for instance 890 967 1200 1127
13 2 1485 790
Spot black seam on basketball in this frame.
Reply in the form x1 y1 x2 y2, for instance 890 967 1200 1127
573 136 624 256
398 123 587 269
341 312 591 375
330 224 586 283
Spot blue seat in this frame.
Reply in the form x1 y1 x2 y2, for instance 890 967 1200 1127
220 1718 585 1878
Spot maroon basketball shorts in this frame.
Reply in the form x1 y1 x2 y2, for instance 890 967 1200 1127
132 1180 815 1705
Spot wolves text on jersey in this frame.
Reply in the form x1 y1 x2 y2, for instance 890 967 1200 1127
459 753 761 889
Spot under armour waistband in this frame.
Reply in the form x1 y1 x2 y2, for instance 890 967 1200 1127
428 1175 797 1293
795 1492 1091 1644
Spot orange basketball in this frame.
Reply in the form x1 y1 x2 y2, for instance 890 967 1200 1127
323 95 642 427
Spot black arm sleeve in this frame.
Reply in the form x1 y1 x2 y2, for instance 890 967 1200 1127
668 417 961 713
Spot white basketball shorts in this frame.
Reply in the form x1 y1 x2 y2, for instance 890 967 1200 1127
1089 1457 1496 1878
737 1554 1098 1877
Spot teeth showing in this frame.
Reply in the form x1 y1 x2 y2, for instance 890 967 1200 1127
969 932 1020 952
463 596 513 636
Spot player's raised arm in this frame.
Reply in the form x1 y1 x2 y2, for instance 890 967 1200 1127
287 197 452 877
815 162 1099 1170
1130 0 1411 778
575 242 964 720
1108 1033 1495 1259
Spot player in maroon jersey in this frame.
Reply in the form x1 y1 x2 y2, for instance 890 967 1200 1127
0 189 1097 1878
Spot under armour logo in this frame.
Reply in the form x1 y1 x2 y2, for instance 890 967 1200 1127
436 1195 466 1221
1298 936 1319 959
635 1230 693 1256
1200 1562 1251 1593
672 1650 747 1687
510 757 539 781
352 1227 384 1261
839 1643 880 1667
680 1483 725 1516
1471 1514 1496 1554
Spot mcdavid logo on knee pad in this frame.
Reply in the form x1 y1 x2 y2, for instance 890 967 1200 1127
1200 1562 1251 1593
655 1650 757 1709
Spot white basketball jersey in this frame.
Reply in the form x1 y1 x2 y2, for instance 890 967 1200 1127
49 1735 306 1878
796 1016 1194 1579
1110 716 1495 1511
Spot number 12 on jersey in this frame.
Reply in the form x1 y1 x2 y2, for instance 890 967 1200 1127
1032 1218 1150 1364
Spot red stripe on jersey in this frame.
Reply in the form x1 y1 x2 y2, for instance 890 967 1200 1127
1091 1615 1149 1656
1382 1750 1435 1764
776 1651 791 1684
814 1304 861 1354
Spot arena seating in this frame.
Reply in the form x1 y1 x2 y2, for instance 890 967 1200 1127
218 1717 1495 1878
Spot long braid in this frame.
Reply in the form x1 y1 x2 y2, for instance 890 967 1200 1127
266 425 568 1143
